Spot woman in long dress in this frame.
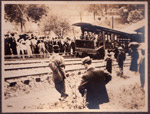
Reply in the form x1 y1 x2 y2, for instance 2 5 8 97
130 48 139 72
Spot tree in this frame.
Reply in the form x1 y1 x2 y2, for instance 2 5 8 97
127 10 144 23
86 4 144 23
41 15 70 37
86 4 103 20
86 4 116 20
118 4 144 23
26 4 48 23
4 4 48 32
4 4 26 32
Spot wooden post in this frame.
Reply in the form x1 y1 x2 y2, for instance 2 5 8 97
102 31 105 50
112 16 114 29
112 33 115 48
80 11 82 22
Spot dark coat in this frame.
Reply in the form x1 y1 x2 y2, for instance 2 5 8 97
49 54 65 82
139 57 145 88
117 51 126 69
130 50 139 72
78 67 112 105
114 48 119 59
49 54 66 95
5 38 11 55
71 42 75 53
105 57 112 73
9 36 17 54
97 46 105 59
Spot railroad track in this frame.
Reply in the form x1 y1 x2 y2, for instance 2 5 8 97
4 58 82 65
4 53 75 61
4 60 104 71
3 57 131 80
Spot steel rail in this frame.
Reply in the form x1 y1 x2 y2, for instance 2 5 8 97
4 60 103 71
4 58 131 71
4 62 130 80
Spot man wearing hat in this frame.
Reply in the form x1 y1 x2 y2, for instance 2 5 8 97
10 33 17 55
78 56 112 109
4 34 11 55
65 37 72 55
25 35 32 57
49 49 68 100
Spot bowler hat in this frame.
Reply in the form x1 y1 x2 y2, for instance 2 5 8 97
118 46 123 50
5 34 9 36
107 53 111 56
82 56 92 65
11 33 15 36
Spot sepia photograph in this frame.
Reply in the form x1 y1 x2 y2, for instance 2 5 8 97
1 1 148 112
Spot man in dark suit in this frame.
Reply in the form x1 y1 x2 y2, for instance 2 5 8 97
10 33 17 55
4 34 11 55
78 56 112 109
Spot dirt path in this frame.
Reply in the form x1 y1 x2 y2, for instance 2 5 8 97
3 65 146 112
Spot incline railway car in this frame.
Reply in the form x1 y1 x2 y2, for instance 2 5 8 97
73 22 132 58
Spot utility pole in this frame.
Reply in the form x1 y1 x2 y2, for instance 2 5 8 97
102 31 105 50
80 5 83 22
112 16 114 29
93 4 96 20
80 11 82 22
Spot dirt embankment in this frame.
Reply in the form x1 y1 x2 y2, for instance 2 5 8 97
4 66 146 111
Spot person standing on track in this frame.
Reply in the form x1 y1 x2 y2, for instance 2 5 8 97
117 46 126 76
105 53 112 74
49 49 68 100
78 56 112 109
129 47 139 73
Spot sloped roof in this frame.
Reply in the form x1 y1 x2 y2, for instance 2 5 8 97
120 19 145 34
73 22 129 35
135 26 144 33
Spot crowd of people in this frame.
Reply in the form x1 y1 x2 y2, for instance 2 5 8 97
4 33 76 58
80 31 103 48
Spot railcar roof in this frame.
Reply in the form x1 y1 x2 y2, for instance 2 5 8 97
72 22 130 35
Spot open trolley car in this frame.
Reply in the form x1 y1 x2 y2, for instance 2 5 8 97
73 22 131 59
